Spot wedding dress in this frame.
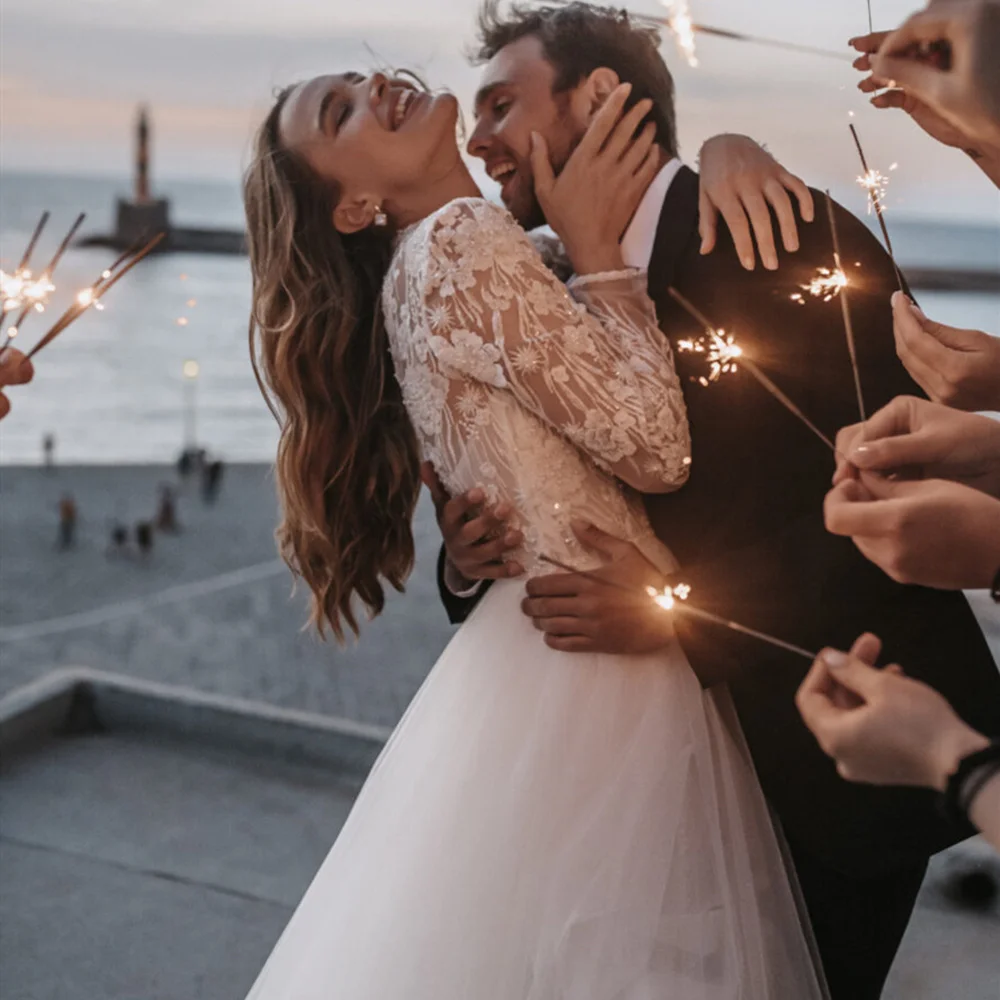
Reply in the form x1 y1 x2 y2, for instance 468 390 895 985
245 198 826 999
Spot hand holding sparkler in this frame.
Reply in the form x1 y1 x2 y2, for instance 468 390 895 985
832 395 1000 498
871 0 1000 151
0 347 35 421
796 634 992 793
824 472 1000 590
890 291 1000 412
851 31 987 154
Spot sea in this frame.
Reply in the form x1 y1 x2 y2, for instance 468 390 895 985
0 170 997 465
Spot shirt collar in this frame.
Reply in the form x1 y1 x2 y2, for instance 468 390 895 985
621 158 684 270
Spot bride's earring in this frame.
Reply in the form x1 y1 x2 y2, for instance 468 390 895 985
373 205 388 228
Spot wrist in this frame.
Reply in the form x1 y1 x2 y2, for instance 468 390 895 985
928 722 991 793
566 244 625 277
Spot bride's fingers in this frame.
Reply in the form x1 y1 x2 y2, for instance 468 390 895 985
544 634 596 653
531 616 592 637
618 121 656 177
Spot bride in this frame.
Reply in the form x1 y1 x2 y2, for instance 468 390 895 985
242 70 826 999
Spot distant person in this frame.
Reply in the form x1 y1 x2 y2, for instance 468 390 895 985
107 520 130 559
42 432 56 470
155 484 179 532
202 458 224 504
135 521 154 558
57 494 77 550
0 347 34 421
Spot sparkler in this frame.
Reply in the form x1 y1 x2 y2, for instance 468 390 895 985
544 1 851 62
790 267 849 305
537 553 817 662
849 124 905 291
661 1 698 66
0 213 87 350
668 287 838 453
24 232 165 362
867 0 873 34
825 191 866 421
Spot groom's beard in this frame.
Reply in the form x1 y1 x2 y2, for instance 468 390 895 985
503 179 547 232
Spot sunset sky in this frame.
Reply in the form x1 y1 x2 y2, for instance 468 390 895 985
3 0 1000 221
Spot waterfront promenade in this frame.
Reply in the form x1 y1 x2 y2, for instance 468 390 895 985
0 463 455 726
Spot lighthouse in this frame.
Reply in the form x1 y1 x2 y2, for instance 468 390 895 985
112 105 171 248
136 105 152 203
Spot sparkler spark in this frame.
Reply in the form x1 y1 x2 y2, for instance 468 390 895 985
662 1 699 66
791 267 848 305
856 168 890 216
646 582 692 610
677 328 743 386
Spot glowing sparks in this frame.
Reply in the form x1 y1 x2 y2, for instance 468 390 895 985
790 267 849 305
2 269 56 314
678 327 743 385
646 582 692 611
856 168 890 215
662 1 699 66
176 317 189 327
74 288 105 311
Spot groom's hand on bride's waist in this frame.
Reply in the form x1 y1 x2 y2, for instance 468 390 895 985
422 463 525 590
522 522 675 655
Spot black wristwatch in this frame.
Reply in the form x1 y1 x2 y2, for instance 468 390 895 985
942 741 1000 828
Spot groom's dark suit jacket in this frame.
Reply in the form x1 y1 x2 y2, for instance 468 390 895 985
438 166 1000 878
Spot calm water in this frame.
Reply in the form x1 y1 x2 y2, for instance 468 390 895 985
0 171 997 464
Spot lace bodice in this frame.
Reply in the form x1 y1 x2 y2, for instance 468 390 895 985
382 197 691 576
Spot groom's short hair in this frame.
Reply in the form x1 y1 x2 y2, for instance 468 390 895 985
473 1 679 158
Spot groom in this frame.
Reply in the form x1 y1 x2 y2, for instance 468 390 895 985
429 3 1000 998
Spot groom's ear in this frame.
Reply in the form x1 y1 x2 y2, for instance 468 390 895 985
579 67 623 122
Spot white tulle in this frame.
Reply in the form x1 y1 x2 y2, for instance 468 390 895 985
246 582 826 1000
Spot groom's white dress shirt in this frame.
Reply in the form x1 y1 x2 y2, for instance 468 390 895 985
444 158 687 598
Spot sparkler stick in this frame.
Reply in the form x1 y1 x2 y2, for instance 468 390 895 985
667 287 839 453
25 232 164 361
537 554 817 661
16 211 51 274
544 2 852 62
825 192 866 421
1 213 87 345
867 0 873 34
849 124 905 291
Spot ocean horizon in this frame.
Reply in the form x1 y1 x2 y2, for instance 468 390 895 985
1 170 997 466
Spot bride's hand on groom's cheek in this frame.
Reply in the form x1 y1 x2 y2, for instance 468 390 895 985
521 522 674 655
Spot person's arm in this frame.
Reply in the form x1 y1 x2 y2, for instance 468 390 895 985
423 198 691 494
796 637 999 852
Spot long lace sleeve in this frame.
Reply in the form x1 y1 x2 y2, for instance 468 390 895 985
421 199 691 493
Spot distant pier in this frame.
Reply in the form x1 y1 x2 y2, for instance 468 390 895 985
78 105 246 257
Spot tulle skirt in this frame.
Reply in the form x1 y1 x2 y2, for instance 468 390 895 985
246 580 826 999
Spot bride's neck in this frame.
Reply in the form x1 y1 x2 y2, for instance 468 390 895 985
391 159 482 230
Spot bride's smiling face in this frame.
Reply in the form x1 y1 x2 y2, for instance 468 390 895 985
279 72 461 233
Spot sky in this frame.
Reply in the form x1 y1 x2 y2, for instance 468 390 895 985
2 0 1000 222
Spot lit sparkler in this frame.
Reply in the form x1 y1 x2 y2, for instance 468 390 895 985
669 287 838 453
849 125 905 291
790 267 848 305
24 232 165 361
662 1 698 66
825 191 866 421
536 553 817 661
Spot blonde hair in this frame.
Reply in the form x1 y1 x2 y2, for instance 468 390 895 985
244 87 421 641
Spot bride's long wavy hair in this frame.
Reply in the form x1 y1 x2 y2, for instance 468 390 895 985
244 85 421 641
